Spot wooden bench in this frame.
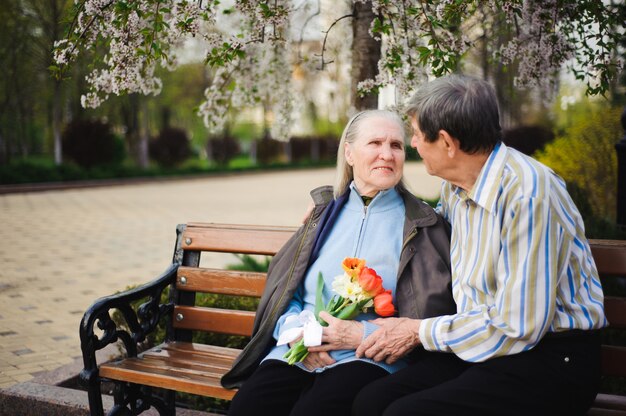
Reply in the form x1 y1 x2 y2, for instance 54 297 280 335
80 223 626 415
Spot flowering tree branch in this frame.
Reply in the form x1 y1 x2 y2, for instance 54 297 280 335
317 13 353 70
53 0 623 137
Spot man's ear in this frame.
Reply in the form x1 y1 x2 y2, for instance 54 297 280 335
438 130 461 157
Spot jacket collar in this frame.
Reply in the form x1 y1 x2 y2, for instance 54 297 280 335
398 186 438 229
310 184 438 228
310 185 334 207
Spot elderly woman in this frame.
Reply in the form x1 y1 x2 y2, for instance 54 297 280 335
222 109 455 416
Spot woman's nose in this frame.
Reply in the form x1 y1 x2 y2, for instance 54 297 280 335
410 134 418 148
379 145 393 160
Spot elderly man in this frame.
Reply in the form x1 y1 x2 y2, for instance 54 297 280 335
352 75 607 416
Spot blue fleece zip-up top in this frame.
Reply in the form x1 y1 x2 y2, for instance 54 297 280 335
262 182 407 373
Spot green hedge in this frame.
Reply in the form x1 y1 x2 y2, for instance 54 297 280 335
0 157 335 185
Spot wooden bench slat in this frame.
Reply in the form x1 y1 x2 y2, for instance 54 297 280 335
160 341 242 358
177 267 266 297
602 345 626 378
100 355 236 399
172 305 255 336
591 394 626 413
604 297 626 329
182 223 297 255
143 348 236 369
590 240 626 277
139 353 231 376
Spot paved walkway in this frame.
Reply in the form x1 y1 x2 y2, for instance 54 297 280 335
0 163 442 388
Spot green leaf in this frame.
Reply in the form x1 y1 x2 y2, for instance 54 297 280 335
314 272 325 324
335 302 360 320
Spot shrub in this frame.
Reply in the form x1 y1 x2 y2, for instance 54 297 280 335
207 135 240 166
502 125 554 156
62 119 125 168
254 137 284 165
149 127 191 167
566 182 626 239
288 135 339 163
317 134 340 161
535 104 622 221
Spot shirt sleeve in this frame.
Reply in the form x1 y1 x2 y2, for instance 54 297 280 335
272 284 305 341
420 197 560 361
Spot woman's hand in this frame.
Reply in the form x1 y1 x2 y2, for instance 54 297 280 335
356 317 422 364
286 335 336 370
301 350 336 370
307 311 364 352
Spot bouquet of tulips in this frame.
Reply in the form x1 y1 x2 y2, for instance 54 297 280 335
279 257 396 365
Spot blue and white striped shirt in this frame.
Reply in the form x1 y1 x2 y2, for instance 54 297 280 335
419 142 607 362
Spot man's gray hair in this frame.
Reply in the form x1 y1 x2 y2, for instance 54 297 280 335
406 75 501 154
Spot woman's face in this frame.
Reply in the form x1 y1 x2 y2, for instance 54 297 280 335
345 116 405 198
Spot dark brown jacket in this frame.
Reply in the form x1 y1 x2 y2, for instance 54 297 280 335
221 185 455 388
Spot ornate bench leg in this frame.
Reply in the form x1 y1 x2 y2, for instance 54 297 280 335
82 368 105 416
108 381 175 416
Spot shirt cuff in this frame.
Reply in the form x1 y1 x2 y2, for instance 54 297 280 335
419 316 451 353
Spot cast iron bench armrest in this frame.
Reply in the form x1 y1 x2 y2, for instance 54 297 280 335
79 263 177 391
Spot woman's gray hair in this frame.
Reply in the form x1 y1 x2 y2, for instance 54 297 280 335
405 74 501 154
333 109 408 198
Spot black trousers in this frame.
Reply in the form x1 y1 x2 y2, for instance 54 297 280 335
228 359 388 416
352 331 601 416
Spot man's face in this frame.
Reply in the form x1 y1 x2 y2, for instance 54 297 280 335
410 116 445 178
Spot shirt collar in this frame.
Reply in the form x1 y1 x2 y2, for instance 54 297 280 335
348 181 401 212
453 141 508 214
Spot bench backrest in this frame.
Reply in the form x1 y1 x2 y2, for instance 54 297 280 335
590 240 626 378
170 223 626 378
170 223 296 341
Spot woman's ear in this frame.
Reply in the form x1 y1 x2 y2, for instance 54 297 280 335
344 142 353 166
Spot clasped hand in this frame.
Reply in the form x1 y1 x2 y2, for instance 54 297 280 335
303 313 422 367
299 311 361 370
356 317 422 364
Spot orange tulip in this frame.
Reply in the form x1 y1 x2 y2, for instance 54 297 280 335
358 267 384 296
342 257 366 279
373 290 395 317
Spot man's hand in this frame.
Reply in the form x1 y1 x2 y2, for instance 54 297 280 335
356 317 422 364
307 311 363 352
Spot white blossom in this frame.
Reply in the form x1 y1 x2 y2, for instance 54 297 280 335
54 0 621 136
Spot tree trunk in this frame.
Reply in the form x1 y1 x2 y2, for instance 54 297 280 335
123 94 140 166
351 1 381 111
53 79 63 164
138 98 149 168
